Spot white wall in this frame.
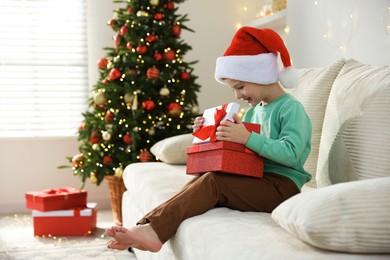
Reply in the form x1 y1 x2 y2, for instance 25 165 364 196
0 0 258 215
287 0 390 67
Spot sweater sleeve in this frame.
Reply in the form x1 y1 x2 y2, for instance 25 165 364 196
245 102 311 168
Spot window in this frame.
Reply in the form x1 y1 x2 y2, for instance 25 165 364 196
0 0 88 137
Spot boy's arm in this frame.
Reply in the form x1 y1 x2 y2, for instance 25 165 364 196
246 103 311 167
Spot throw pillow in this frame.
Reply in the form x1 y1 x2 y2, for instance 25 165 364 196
150 133 194 165
316 59 390 187
272 177 390 253
289 59 345 188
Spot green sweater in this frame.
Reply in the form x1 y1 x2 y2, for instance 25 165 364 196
242 93 312 190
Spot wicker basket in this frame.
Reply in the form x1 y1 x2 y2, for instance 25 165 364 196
105 175 127 225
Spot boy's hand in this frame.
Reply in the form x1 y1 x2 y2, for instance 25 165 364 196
192 116 204 133
216 114 250 145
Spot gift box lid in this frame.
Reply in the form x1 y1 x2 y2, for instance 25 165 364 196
25 187 87 202
32 202 97 217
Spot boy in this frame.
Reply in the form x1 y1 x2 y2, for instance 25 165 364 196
106 26 312 252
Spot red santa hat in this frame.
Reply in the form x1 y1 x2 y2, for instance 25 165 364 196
215 26 299 88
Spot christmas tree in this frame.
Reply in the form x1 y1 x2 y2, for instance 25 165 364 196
65 0 200 188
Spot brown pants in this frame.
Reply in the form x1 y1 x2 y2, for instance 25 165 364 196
137 172 299 243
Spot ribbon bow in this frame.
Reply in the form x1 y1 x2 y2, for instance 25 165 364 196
45 188 69 194
193 104 228 143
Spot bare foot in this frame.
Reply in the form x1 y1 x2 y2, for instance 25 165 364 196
105 224 162 252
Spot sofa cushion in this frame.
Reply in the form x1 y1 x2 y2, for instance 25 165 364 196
272 176 390 253
123 162 193 213
150 133 193 165
316 59 390 187
123 162 388 259
290 59 345 188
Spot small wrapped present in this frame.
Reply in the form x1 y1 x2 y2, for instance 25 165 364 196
25 187 87 212
32 202 97 236
188 102 264 178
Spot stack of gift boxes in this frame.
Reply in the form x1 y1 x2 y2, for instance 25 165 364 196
186 102 264 178
25 187 97 236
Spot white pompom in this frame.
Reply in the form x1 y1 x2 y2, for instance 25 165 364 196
279 66 301 89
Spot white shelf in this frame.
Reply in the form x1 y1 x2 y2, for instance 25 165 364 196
246 9 287 29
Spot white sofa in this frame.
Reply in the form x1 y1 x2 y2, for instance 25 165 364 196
122 59 390 259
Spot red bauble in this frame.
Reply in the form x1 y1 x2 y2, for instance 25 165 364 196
139 150 153 162
167 102 182 116
109 68 122 80
103 155 113 165
154 12 163 21
172 25 181 37
180 71 190 80
102 78 109 84
126 42 133 50
154 53 163 61
123 134 132 145
127 7 133 14
90 130 101 144
136 45 148 55
163 50 175 62
97 58 108 69
146 67 160 79
107 19 116 28
120 25 128 35
164 1 175 10
105 111 114 122
146 34 157 43
113 34 121 48
142 100 156 111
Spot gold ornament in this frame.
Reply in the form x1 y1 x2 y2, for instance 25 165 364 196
149 127 155 135
136 10 148 17
191 105 200 114
159 87 170 96
114 167 124 178
90 172 98 184
124 92 134 104
102 131 111 141
132 92 138 110
93 92 107 106
92 143 100 151
149 0 159 6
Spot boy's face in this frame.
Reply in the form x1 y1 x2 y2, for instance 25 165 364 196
224 79 267 107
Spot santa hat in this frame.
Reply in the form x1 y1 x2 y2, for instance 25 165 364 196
215 27 299 88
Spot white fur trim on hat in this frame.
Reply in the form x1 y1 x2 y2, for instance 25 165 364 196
278 66 300 89
215 52 278 85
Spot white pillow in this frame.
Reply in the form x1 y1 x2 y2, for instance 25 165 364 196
290 59 345 188
316 59 390 187
150 133 194 165
272 177 390 253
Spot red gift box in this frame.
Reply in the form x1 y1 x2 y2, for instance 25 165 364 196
25 187 87 212
32 202 97 236
186 141 264 178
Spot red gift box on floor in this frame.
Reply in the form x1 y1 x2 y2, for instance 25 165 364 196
25 187 87 212
32 202 97 236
